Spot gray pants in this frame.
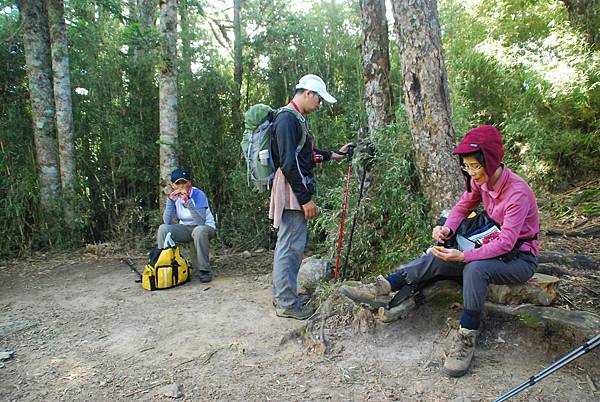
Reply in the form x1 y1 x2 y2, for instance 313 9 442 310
397 251 536 312
157 224 215 272
272 210 307 310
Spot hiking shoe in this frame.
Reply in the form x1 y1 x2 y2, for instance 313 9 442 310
443 326 478 377
339 275 392 307
197 270 213 283
275 304 315 320
298 294 311 306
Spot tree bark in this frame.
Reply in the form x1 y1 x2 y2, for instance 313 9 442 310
561 0 599 49
18 0 61 212
359 0 394 136
232 0 244 134
159 0 179 204
391 0 463 217
47 0 76 222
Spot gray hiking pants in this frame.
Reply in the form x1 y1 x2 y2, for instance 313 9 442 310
272 210 307 310
157 224 215 272
396 251 536 312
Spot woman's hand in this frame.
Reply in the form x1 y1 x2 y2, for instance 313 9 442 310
168 189 181 201
432 225 451 243
431 246 465 262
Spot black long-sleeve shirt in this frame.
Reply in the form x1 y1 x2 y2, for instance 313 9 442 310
270 110 332 205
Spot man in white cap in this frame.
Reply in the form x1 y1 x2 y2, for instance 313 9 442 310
269 74 352 320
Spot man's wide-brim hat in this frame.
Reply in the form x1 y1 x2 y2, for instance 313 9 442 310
295 74 337 104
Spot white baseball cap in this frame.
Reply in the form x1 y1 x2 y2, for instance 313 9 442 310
295 74 337 104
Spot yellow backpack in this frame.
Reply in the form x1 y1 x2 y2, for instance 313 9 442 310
142 233 191 291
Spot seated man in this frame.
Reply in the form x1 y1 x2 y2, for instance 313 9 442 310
157 168 216 282
341 125 540 378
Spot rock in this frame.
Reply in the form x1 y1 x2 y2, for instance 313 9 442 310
0 351 14 360
297 256 331 293
160 383 182 398
381 280 462 323
241 250 252 259
0 320 34 337
488 273 560 306
254 248 265 253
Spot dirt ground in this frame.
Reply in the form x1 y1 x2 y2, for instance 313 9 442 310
1 243 599 401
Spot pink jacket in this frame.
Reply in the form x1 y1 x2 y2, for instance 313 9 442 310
444 166 540 262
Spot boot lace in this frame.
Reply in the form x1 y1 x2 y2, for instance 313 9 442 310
449 331 474 359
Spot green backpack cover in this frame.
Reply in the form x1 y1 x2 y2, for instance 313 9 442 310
240 104 306 192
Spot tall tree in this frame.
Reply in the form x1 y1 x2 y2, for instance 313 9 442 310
359 0 394 136
560 0 599 49
159 0 179 203
391 0 463 217
47 0 76 222
179 0 192 78
18 0 61 212
231 0 243 134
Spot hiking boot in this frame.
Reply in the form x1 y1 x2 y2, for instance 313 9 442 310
275 304 315 320
339 275 392 308
443 326 478 377
298 293 311 306
197 270 213 283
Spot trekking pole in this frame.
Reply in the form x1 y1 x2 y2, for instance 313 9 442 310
121 258 143 282
493 333 600 402
333 145 355 281
341 144 375 279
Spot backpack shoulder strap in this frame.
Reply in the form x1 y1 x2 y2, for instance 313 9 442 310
275 107 307 152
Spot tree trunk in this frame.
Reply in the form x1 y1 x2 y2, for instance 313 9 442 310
179 0 192 78
359 0 394 136
47 0 76 222
18 0 61 212
159 0 179 204
232 0 243 134
391 0 463 217
561 0 599 49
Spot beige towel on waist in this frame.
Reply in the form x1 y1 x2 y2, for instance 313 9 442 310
269 168 303 229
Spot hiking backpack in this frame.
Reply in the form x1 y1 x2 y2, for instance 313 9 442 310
241 104 307 192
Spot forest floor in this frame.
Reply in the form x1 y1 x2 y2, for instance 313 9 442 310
1 184 599 401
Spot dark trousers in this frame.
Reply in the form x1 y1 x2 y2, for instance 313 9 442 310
386 251 536 312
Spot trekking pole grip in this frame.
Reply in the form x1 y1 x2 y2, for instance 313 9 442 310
346 144 355 159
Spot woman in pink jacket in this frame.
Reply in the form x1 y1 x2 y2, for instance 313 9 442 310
341 125 540 377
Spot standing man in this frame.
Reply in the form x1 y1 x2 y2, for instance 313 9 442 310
270 74 352 319
157 168 217 283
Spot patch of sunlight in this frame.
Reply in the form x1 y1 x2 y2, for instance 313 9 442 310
523 160 551 177
475 27 589 98
460 0 483 17
75 87 89 96
258 55 270 69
